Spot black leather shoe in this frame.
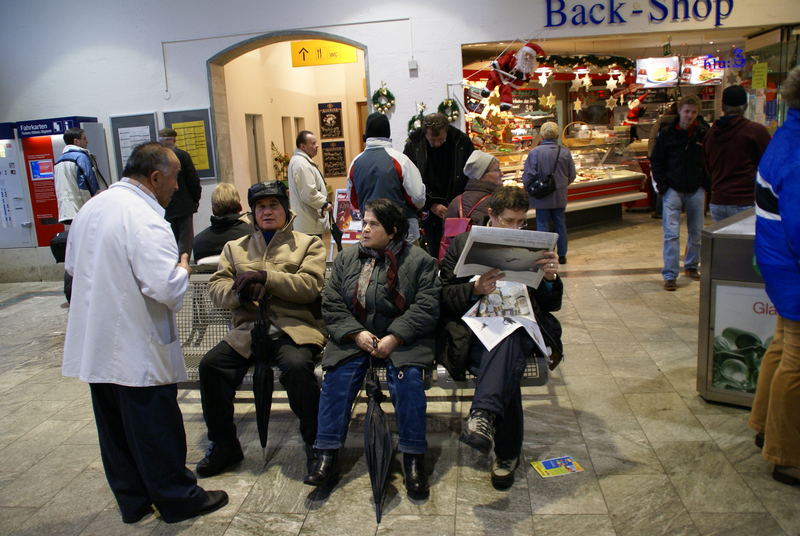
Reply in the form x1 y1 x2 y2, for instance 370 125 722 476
304 449 338 486
196 441 244 478
162 490 229 524
304 443 318 474
121 505 154 524
403 453 429 500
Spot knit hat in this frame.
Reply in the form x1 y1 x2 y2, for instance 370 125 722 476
722 85 748 106
247 180 290 215
365 112 391 139
463 150 497 180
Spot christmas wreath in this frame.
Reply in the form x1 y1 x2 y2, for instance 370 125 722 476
372 87 395 114
408 113 424 135
437 99 459 122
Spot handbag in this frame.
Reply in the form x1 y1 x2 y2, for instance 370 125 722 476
438 193 491 261
50 230 69 263
527 146 561 200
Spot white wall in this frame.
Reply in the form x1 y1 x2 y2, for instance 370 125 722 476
0 0 797 280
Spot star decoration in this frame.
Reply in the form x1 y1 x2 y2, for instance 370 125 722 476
570 75 582 91
606 96 618 109
606 76 618 91
538 72 550 87
573 98 583 112
581 75 593 88
543 94 557 108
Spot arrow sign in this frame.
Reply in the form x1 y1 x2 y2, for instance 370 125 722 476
298 47 309 60
291 40 357 67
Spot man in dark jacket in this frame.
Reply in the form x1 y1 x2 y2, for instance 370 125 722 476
404 113 474 256
160 128 202 256
193 183 250 262
650 95 709 291
704 85 771 222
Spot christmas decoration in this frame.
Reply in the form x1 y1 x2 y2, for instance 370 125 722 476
537 71 550 87
372 85 395 114
482 42 546 111
407 102 427 134
544 54 634 71
623 92 649 127
437 99 460 122
605 96 618 109
581 74 593 88
573 98 583 112
542 94 557 108
605 76 618 91
271 141 290 180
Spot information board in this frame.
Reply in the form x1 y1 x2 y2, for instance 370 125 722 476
321 141 346 177
110 113 157 178
318 102 343 139
163 109 216 179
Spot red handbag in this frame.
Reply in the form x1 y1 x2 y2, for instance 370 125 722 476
438 194 491 261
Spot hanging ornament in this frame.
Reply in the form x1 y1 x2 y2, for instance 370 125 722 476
570 75 582 91
372 84 396 114
618 94 626 107
605 96 618 109
605 76 618 91
573 98 583 112
537 71 550 87
437 99 459 123
581 74 593 88
408 102 427 134
543 94 557 108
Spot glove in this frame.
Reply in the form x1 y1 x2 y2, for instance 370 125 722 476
232 270 268 303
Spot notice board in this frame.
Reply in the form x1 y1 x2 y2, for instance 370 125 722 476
163 109 216 179
110 113 157 178
321 141 346 177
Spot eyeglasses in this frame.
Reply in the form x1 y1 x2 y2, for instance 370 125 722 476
495 216 527 229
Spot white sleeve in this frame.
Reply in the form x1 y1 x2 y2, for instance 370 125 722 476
397 152 426 209
129 217 188 311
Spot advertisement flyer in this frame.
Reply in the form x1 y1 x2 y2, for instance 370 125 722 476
531 456 585 478
680 56 724 85
635 56 680 88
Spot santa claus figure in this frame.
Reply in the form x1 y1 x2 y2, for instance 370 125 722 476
481 42 546 111
622 91 649 140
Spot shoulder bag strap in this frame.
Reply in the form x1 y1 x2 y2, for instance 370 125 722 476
457 195 464 218
551 146 561 177
465 193 492 218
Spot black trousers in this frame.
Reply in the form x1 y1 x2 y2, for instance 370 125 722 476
198 338 320 446
421 215 443 258
90 383 208 523
169 215 194 258
468 329 534 460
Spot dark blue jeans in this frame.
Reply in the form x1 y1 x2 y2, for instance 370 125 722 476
536 207 567 257
315 355 427 454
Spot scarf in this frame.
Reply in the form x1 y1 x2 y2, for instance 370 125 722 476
352 239 407 322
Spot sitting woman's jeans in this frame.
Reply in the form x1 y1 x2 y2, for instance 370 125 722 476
314 355 427 454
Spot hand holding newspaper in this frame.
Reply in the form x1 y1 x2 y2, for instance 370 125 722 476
454 226 558 289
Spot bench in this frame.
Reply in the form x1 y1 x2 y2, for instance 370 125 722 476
176 273 549 389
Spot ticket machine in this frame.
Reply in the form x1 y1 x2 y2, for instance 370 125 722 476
0 122 35 248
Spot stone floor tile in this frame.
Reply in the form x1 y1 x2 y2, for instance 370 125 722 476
694 413 767 472
383 446 457 516
586 436 664 476
454 510 533 536
0 399 71 445
224 512 305 536
592 342 650 359
565 375 633 419
299 506 377 535
533 514 617 536
49 397 95 421
522 397 583 446
150 518 233 536
651 441 764 513
0 419 87 479
740 471 800 535
599 474 699 536
78 507 160 535
524 444 607 515
576 413 649 445
0 506 39 534
689 512 787 536
625 393 710 442
375 514 454 535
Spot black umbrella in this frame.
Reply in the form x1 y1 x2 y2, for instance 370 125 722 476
328 211 343 252
251 308 275 458
363 357 394 523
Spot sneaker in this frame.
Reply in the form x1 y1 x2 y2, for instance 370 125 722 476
684 268 701 281
196 441 244 478
664 279 677 291
491 457 520 490
460 409 495 454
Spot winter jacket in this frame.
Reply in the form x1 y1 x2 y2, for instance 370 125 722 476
704 114 771 206
438 232 563 380
209 213 326 358
164 147 201 221
404 125 474 209
650 116 709 194
288 149 330 234
63 181 189 386
192 213 251 261
321 243 440 370
444 179 497 225
522 139 577 209
755 107 800 321
54 145 98 222
346 138 425 219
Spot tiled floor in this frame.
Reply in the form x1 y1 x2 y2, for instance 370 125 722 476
1 211 798 535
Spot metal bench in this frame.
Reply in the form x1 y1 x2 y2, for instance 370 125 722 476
177 274 549 389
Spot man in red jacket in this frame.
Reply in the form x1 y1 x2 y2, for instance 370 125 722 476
704 85 771 222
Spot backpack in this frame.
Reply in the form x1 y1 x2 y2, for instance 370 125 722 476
438 193 491 261
526 146 561 200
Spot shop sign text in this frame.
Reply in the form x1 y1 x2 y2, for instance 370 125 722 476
545 0 735 28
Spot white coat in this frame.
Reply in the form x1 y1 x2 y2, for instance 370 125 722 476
287 149 330 234
62 181 190 386
54 145 92 223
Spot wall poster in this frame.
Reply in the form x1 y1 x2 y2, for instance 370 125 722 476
110 113 158 178
163 109 216 179
321 141 346 177
318 102 343 139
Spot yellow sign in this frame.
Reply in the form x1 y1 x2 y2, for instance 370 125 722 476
291 40 357 67
751 62 769 90
173 120 210 170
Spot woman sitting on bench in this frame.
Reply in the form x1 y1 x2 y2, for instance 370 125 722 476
439 185 563 490
304 198 440 500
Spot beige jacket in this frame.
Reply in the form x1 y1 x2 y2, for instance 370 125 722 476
209 213 326 357
288 149 329 234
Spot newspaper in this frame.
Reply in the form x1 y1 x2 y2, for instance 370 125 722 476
462 279 549 354
454 226 558 289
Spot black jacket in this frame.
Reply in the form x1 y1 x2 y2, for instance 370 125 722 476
438 233 563 380
404 125 474 209
165 147 202 221
650 117 710 194
192 213 251 261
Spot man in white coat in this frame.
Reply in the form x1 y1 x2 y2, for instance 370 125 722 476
62 142 228 524
288 130 331 236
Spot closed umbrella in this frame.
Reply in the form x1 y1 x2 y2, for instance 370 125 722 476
251 308 275 458
363 357 394 523
328 211 343 252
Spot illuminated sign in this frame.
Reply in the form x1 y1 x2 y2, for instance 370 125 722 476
545 0 735 28
291 40 357 67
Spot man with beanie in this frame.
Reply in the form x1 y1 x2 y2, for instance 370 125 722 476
347 112 426 242
704 85 771 222
404 113 474 256
445 151 502 225
196 180 326 478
